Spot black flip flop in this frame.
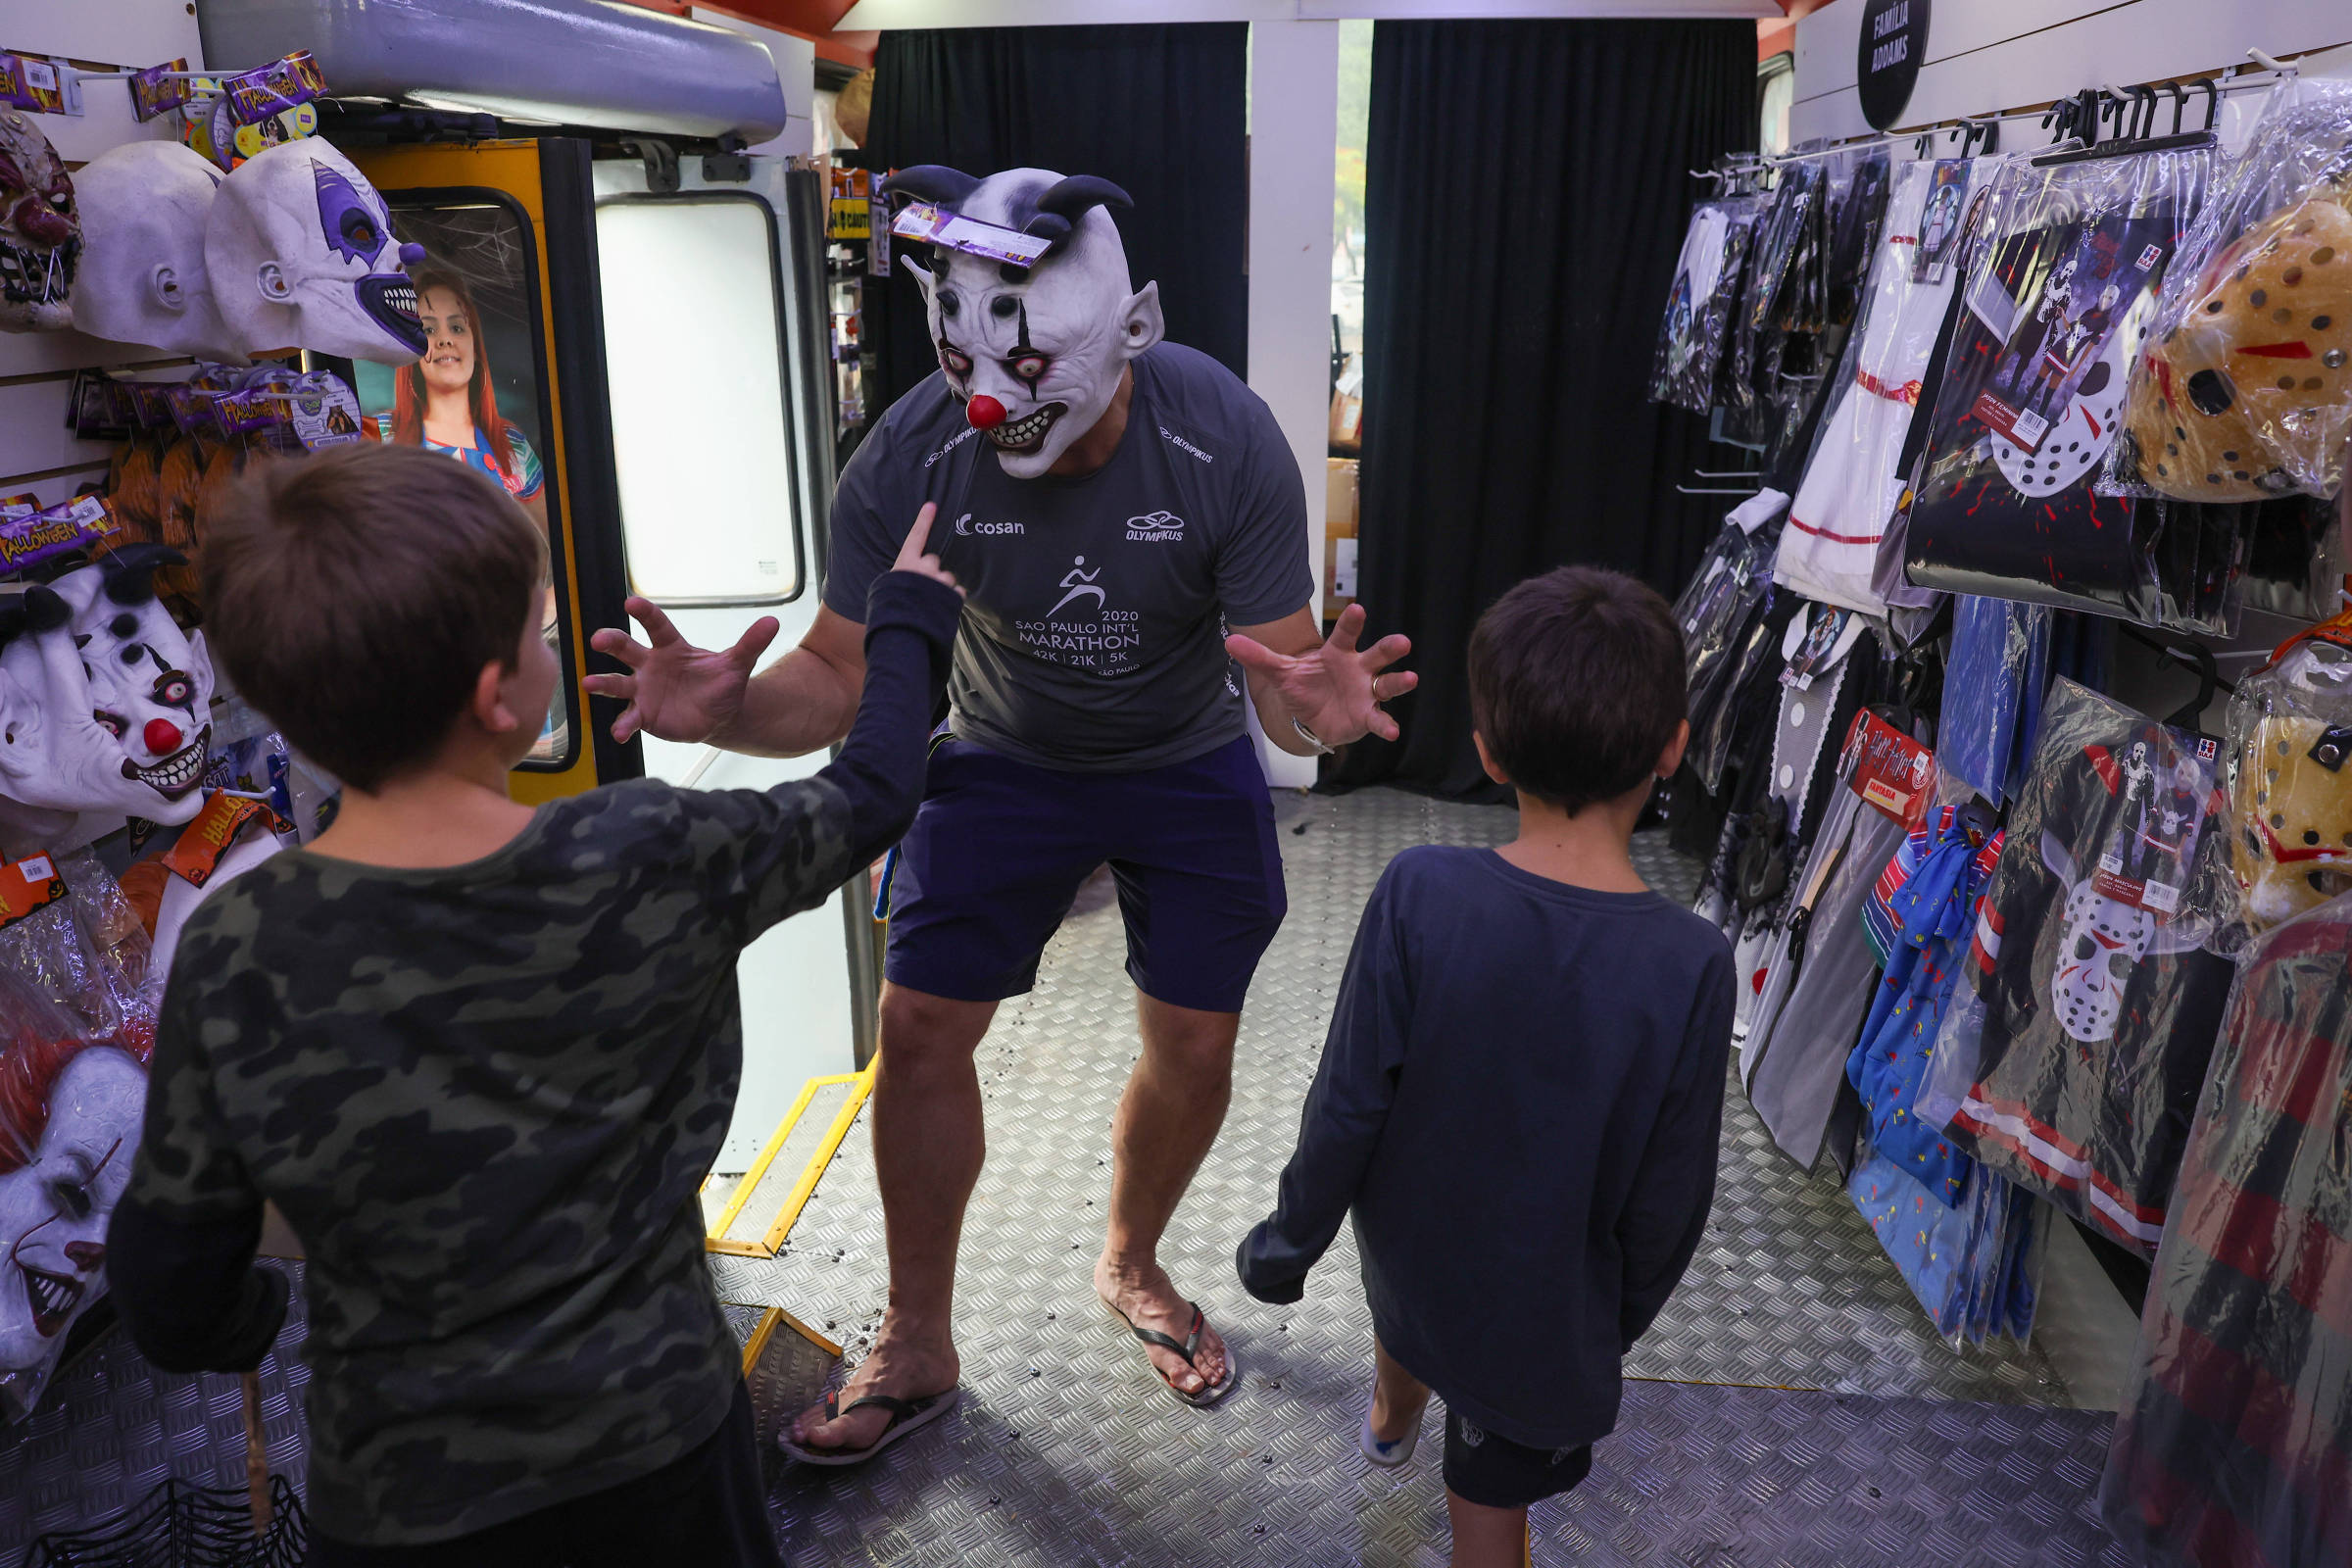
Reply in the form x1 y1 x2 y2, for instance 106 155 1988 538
777 1385 960 1467
1102 1298 1240 1408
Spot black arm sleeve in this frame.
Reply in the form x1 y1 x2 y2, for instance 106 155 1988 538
107 1196 288 1374
822 571 963 861
1235 872 1410 1304
1616 950 1737 1349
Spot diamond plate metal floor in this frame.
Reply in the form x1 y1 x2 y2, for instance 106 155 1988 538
731 788 2128 1566
1 788 2135 1566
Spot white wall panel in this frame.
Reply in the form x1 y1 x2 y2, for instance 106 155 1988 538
1793 0 2352 143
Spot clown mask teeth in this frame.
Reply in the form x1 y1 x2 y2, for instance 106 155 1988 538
21 1264 82 1337
122 723 210 799
987 401 1065 451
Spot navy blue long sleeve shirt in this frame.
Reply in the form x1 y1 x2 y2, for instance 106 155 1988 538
1238 846 1736 1451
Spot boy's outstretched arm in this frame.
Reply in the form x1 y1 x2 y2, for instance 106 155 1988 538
110 976 289 1374
1236 870 1412 1304
1615 950 1737 1349
691 508 963 941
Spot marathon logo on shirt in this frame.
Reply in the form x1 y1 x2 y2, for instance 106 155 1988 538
1126 510 1185 542
1013 555 1143 673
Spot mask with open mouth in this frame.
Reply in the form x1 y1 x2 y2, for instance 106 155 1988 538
0 112 77 333
71 141 245 362
0 1010 147 1422
884 166 1165 479
0 547 216 845
205 137 426 364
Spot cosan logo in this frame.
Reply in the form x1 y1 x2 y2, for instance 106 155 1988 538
1126 510 1185 542
954 514 1024 537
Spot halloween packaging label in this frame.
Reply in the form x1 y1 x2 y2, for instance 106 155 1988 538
0 852 64 929
163 793 289 888
890 202 1054 269
129 59 193 122
284 372 364 451
0 54 71 117
1845 710 1936 827
221 52 327 127
66 370 132 440
0 495 118 572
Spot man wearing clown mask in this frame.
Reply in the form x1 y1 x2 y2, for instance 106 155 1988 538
593 167 1410 1461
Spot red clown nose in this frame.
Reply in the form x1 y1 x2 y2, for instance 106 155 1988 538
145 718 183 756
966 395 1006 430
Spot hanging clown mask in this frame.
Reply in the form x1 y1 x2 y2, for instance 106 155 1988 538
0 548 214 834
884 166 1164 479
2230 632 2352 928
205 137 426 364
0 111 77 333
71 142 245 362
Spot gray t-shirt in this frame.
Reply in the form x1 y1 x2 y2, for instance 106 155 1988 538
824 343 1312 771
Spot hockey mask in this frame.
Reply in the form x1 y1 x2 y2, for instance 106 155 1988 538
2120 193 2352 502
0 112 77 332
2051 876 2154 1045
71 142 245 362
0 549 214 833
886 166 1164 479
2230 637 2352 928
205 138 427 363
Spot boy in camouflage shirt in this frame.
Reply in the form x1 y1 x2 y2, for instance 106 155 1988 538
109 445 961 1563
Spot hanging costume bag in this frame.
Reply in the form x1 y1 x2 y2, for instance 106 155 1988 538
1906 145 2213 615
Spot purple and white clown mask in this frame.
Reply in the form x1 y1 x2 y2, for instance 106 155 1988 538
204 138 426 364
885 166 1164 480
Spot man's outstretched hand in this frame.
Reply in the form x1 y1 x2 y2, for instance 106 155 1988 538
585 506 956 747
1226 604 1414 748
586 601 776 747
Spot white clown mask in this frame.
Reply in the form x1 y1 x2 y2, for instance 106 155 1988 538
886 166 1164 479
0 549 213 834
71 142 246 362
205 138 426 364
0 111 77 332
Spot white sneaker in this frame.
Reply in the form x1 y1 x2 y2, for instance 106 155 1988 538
1360 1394 1423 1468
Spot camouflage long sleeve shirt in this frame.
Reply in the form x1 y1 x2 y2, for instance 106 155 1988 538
115 574 960 1544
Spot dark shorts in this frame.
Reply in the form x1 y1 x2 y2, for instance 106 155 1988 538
1444 1406 1594 1511
308 1381 779 1567
883 732 1287 1013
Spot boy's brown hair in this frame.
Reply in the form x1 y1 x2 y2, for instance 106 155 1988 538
201 442 547 792
1468 565 1687 815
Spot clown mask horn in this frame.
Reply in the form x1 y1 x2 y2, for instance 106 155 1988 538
885 166 1164 478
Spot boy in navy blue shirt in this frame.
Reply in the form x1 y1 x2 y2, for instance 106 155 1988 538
1239 566 1735 1566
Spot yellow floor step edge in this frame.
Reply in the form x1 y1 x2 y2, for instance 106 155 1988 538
702 1068 874 1259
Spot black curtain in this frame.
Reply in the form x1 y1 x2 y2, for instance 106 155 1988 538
862 24 1249 418
1335 21 1758 799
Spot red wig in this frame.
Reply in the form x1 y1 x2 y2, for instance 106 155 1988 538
0 1031 146 1177
392 265 518 478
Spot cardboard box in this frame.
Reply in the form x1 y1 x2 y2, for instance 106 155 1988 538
1324 457 1358 621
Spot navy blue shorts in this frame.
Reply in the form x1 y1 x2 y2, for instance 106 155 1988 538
882 733 1287 1013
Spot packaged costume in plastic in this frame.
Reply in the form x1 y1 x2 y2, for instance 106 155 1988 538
1849 804 2005 1204
1908 148 2212 614
1940 596 2054 806
2227 613 2352 928
1780 159 1998 616
1946 679 2234 1252
1763 155 1893 490
1653 195 1762 415
1848 1144 2040 1343
2099 894 2352 1567
1723 166 1825 448
0 960 151 1423
2113 79 2352 504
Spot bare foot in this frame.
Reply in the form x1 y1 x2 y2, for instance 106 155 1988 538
1096 1252 1229 1398
789 1314 959 1454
